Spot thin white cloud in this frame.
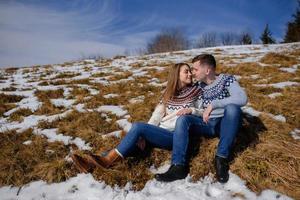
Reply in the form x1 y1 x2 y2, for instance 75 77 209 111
0 0 154 68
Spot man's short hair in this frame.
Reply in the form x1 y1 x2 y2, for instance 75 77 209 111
192 54 216 69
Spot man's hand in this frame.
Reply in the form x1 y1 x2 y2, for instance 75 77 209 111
137 137 146 150
203 104 213 123
176 108 192 116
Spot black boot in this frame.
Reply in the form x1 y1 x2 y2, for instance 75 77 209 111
214 155 229 183
155 164 188 182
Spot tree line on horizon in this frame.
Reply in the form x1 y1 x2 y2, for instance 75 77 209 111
82 2 299 60
130 1 300 55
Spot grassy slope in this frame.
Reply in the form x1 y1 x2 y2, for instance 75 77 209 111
0 43 299 199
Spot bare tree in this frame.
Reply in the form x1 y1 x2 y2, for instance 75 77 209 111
196 32 218 48
220 32 240 45
239 31 253 45
147 27 189 54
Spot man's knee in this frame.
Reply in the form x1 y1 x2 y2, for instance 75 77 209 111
224 104 242 117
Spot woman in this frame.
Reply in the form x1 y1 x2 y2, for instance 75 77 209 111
71 63 203 175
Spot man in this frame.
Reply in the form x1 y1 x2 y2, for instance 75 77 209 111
155 54 247 183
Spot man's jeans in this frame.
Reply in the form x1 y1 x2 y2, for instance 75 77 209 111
116 122 173 157
172 104 242 165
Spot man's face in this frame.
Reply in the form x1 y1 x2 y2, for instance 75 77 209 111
192 61 208 82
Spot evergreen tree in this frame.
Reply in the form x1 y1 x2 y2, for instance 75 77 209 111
284 1 300 42
260 24 276 44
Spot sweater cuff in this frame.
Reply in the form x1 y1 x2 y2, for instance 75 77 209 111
191 108 196 115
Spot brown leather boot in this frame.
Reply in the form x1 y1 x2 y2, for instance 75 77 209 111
71 154 96 173
85 149 122 168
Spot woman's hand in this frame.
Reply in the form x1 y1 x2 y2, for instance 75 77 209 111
137 137 146 150
176 108 192 116
203 104 213 123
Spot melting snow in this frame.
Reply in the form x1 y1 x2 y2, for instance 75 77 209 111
268 92 283 99
97 105 128 117
0 171 292 200
254 81 299 89
290 129 300 140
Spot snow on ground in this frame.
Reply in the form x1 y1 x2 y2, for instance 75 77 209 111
250 74 260 79
33 128 91 150
116 118 132 132
242 106 287 123
268 92 283 99
279 64 299 73
254 81 299 89
50 98 76 108
242 106 261 117
1 42 299 200
2 90 42 115
103 93 119 98
129 95 145 104
289 129 300 140
0 110 73 133
102 130 123 138
96 105 128 117
0 168 292 200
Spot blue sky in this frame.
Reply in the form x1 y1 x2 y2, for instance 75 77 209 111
0 0 297 68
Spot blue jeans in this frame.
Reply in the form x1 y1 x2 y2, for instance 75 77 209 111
172 104 242 165
116 122 173 157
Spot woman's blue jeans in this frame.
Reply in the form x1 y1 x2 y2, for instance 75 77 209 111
116 122 173 157
172 104 242 165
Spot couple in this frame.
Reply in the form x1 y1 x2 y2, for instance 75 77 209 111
71 54 247 183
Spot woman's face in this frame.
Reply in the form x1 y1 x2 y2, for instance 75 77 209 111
178 65 192 87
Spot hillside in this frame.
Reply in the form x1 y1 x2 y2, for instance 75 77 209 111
0 43 299 200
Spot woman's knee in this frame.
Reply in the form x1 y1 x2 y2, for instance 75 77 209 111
175 115 193 130
131 122 144 131
176 115 189 125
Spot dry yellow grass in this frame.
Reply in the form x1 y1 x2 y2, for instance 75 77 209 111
68 78 91 85
0 104 16 117
8 108 33 122
0 93 24 117
231 115 300 199
0 129 74 186
4 67 18 74
34 89 66 115
260 52 299 67
34 101 65 116
91 72 111 77
53 72 81 79
107 71 133 81
69 86 90 99
37 110 120 145
0 93 24 103
1 45 300 198
35 89 64 101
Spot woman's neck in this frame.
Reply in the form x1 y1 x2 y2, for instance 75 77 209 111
178 82 188 90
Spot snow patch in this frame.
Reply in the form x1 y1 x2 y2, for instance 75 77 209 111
0 172 292 200
97 105 127 117
254 81 299 89
268 92 283 99
290 129 300 140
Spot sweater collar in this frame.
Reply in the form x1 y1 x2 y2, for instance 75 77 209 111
199 74 224 89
